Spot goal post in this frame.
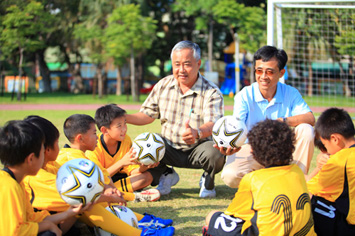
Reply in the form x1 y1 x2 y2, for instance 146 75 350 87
267 0 355 108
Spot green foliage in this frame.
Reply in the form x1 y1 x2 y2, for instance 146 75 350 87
213 0 266 52
334 13 355 56
0 1 54 57
173 0 266 53
104 3 157 65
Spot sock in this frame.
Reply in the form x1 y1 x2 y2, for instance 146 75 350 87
81 204 141 235
114 176 134 193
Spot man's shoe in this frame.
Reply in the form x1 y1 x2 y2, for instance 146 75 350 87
199 174 216 198
138 213 173 227
134 189 161 202
156 167 179 195
140 225 175 236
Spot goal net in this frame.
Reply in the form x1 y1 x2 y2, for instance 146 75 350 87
267 0 355 108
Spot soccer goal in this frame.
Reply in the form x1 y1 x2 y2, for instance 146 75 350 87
267 0 355 108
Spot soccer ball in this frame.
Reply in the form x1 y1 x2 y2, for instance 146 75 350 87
94 205 138 236
56 158 105 206
212 116 248 149
132 132 165 166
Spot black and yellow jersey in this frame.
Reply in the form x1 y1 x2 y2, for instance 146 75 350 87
225 164 316 236
308 146 355 225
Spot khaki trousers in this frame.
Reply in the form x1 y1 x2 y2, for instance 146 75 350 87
221 123 314 188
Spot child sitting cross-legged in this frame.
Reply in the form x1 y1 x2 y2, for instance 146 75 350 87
307 108 355 236
86 104 160 202
0 120 91 236
203 119 316 236
54 114 174 235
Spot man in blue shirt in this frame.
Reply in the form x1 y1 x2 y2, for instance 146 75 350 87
218 45 315 188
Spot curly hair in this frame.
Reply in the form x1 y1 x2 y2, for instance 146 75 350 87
247 119 295 168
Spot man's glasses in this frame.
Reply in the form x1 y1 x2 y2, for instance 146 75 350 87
254 69 275 76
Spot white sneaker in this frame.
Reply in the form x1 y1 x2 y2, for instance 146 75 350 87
156 168 180 195
199 175 216 198
134 188 161 202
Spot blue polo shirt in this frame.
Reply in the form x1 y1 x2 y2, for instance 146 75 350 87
233 82 311 132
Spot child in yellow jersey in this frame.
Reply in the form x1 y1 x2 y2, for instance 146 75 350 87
307 108 355 236
204 119 316 236
56 114 175 235
86 104 160 201
0 120 90 236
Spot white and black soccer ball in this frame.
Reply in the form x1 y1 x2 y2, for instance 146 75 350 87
56 158 104 206
212 116 248 149
94 205 138 236
132 132 165 166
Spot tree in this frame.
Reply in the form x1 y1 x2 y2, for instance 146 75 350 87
0 1 54 100
104 4 157 101
213 0 266 53
173 0 266 71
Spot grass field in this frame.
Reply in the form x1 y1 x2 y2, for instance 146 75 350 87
0 92 352 235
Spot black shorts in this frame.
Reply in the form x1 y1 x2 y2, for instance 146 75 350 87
111 172 128 182
207 211 245 236
312 196 355 236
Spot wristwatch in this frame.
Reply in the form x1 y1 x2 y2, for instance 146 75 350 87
197 128 203 139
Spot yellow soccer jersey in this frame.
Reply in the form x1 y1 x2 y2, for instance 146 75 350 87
57 146 111 185
308 146 355 225
86 134 139 175
0 170 50 236
23 161 69 212
225 164 316 236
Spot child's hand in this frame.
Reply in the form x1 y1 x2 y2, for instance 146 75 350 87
144 162 160 169
39 220 62 236
121 147 138 166
66 202 93 216
316 153 329 169
99 186 127 206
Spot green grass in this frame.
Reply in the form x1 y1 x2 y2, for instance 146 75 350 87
2 91 355 108
0 93 353 235
0 92 236 106
0 108 321 235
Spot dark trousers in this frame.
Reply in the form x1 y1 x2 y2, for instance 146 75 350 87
148 138 225 190
312 196 355 236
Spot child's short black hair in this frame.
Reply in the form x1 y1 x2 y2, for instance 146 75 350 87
95 104 126 130
63 114 95 143
25 115 59 149
314 135 327 153
315 108 355 140
247 119 295 168
0 120 44 166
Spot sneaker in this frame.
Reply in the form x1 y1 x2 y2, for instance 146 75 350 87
138 213 173 228
140 225 175 236
199 175 216 198
202 226 211 236
156 167 179 195
134 189 161 202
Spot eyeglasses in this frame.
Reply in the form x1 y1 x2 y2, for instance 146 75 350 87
254 69 275 76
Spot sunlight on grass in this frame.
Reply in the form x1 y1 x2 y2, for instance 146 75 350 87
1 99 354 235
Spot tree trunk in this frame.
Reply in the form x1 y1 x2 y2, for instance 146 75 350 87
116 66 122 96
130 47 138 102
36 49 51 93
72 63 84 94
207 17 213 72
97 63 104 99
159 59 166 78
307 63 313 97
16 47 24 101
